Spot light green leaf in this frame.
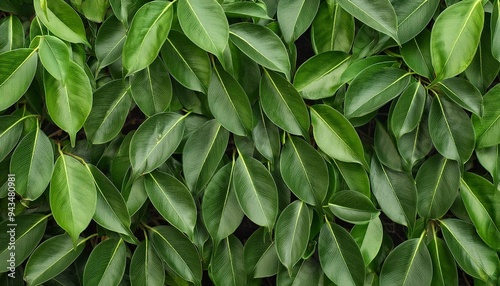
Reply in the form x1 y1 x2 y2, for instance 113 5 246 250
438 78 482 116
85 80 132 144
311 2 354 53
83 239 126 286
95 16 126 69
0 49 38 112
319 220 365 286
122 0 174 74
233 154 278 229
0 15 24 52
130 237 165 286
392 0 439 44
472 84 500 148
351 217 383 266
430 0 484 82
390 82 426 138
222 2 271 19
38 35 70 81
0 116 23 162
491 0 500 61
10 128 53 200
210 235 246 286
329 191 380 224
260 69 310 137
277 0 319 43
129 112 186 177
44 61 92 147
400 29 434 79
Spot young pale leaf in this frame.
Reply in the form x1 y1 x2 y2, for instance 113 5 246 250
85 80 132 144
208 65 253 136
293 51 350 100
416 155 460 219
310 104 367 168
0 49 37 111
370 157 417 227
351 217 383 266
130 58 172 117
311 2 354 53
122 1 174 75
430 0 484 82
83 239 127 286
161 30 211 93
95 16 126 69
0 15 24 52
440 219 500 283
130 238 165 286
460 172 500 250
50 154 96 243
319 221 365 286
438 78 482 116
427 235 458 286
428 96 475 163
149 226 202 284
10 128 53 200
379 236 433 286
145 171 197 237
210 235 246 286
344 67 411 119
280 136 328 206
260 69 310 137
390 82 426 138
33 0 88 45
276 258 322 286
400 30 434 79
38 35 70 81
24 234 85 285
0 214 47 270
233 154 278 229
277 0 319 43
472 84 500 148
392 0 439 44
44 61 92 146
229 23 291 78
129 112 186 177
275 201 311 271
336 0 398 43
177 0 229 60
0 116 23 162
329 191 380 224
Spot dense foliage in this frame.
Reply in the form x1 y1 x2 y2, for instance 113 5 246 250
0 0 499 285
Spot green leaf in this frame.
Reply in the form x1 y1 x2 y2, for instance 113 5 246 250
492 0 500 61
275 201 311 271
379 236 433 286
401 29 434 79
329 191 380 224
310 104 367 168
396 113 433 169
233 154 278 229
129 112 186 177
210 235 246 286
430 0 484 82
222 2 271 19
252 107 280 162
149 226 202 284
161 30 211 93
244 228 279 278
130 58 172 117
341 55 398 84
260 69 310 137
438 78 482 116
416 155 460 219
33 0 89 45
50 154 96 243
145 171 197 237
374 121 403 171
44 61 92 146
130 237 165 286
319 220 365 286
177 0 228 60
370 157 417 227
311 2 354 54
0 49 38 111
0 214 48 270
440 219 499 283
427 233 458 286
392 0 439 44
0 15 24 52
277 0 319 43
336 0 398 43
208 64 253 136
293 51 350 100
476 146 500 186
24 234 85 285
38 35 70 81
122 0 174 74
85 80 132 144
88 165 134 237
95 16 126 69
333 160 371 197
10 128 53 200
276 258 322 286
83 239 126 286
79 0 110 23
0 116 23 162
390 82 426 138
460 172 500 250
428 96 475 162
280 136 328 206
472 84 500 148
229 23 291 78
351 217 383 266
202 163 244 244
344 67 411 119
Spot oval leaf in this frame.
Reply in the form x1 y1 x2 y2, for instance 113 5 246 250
38 35 70 81
210 235 246 286
277 0 319 43
130 237 165 286
96 16 126 69
0 116 23 162
311 2 354 53
438 77 482 116
472 84 500 148
351 217 383 266
329 191 380 224
83 239 127 286
390 82 426 138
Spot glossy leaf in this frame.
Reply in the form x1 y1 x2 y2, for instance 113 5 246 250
0 15 24 52
222 2 271 19
244 228 279 278
333 160 371 197
95 16 126 69
351 217 383 266
374 121 403 171
472 84 500 148
277 0 319 43
83 239 126 286
427 233 458 286
392 0 439 44
401 29 434 79
492 0 500 60
0 116 23 162
390 82 426 138
38 35 70 81
329 190 380 224
130 237 165 286
438 78 482 116
276 258 322 286
210 235 246 286
311 2 354 53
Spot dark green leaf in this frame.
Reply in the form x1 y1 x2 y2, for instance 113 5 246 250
311 2 354 53
83 239 126 286
390 82 426 138
244 228 279 278
438 78 482 116
427 233 458 286
277 0 319 43
351 217 383 266
130 237 165 286
210 235 246 286
400 29 433 78
329 191 380 224
95 16 126 69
